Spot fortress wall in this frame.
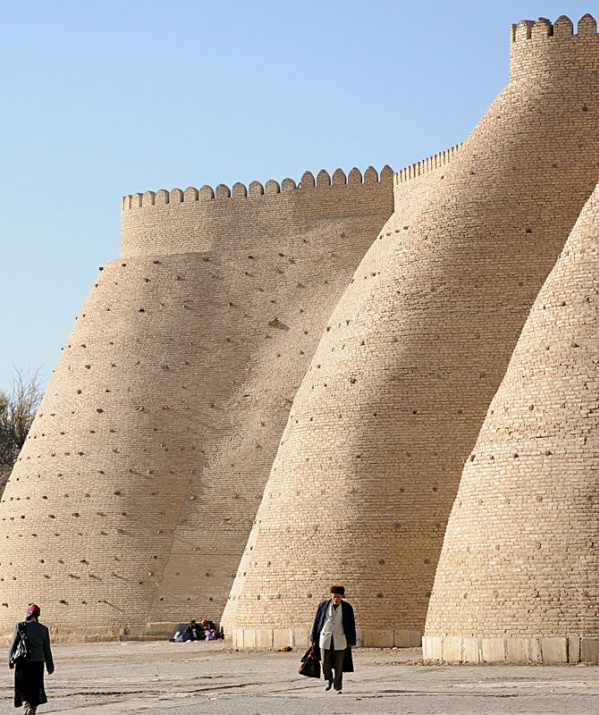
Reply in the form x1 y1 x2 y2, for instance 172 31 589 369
393 144 462 214
1 257 224 634
148 178 393 624
120 167 393 258
510 14 599 84
0 167 393 637
424 180 599 664
229 15 599 648
223 151 458 639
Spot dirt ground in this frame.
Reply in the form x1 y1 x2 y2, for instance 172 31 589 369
1 641 599 715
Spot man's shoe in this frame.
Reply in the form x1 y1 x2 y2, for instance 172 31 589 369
336 689 343 694
325 679 333 691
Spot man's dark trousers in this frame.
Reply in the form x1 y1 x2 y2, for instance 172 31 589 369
321 647 345 691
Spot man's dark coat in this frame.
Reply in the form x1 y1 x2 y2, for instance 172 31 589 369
310 599 356 672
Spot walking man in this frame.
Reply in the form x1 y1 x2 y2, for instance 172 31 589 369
310 585 356 693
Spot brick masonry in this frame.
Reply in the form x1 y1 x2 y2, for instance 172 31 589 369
424 176 599 664
1 15 598 661
228 14 599 651
0 170 393 636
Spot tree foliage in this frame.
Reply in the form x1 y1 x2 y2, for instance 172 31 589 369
0 371 43 473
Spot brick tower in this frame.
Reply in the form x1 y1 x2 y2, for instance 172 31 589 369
424 178 599 664
229 15 599 648
0 171 393 637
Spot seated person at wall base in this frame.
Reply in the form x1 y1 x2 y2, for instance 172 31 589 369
185 620 205 641
171 620 204 642
201 619 218 640
171 619 224 642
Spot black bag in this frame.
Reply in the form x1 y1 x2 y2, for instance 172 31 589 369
9 623 28 666
298 645 321 678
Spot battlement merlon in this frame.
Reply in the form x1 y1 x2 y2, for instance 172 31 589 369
121 165 394 211
509 15 599 83
119 165 394 257
395 144 463 186
393 144 462 216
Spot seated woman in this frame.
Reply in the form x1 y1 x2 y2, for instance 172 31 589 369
201 619 218 640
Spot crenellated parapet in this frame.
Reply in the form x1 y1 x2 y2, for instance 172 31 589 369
510 14 598 82
393 145 462 217
120 165 394 257
122 165 393 210
395 144 462 186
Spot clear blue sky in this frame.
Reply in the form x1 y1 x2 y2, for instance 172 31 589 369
0 1 594 390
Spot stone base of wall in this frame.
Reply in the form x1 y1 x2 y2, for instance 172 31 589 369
0 625 126 646
231 627 422 650
2 621 226 646
423 636 599 664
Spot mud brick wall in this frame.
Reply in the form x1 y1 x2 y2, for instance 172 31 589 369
425 177 599 664
0 168 393 635
228 14 599 649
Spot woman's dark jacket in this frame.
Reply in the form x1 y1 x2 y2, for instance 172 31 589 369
310 599 356 672
9 620 54 672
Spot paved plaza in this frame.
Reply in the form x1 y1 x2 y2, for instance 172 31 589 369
1 641 599 714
